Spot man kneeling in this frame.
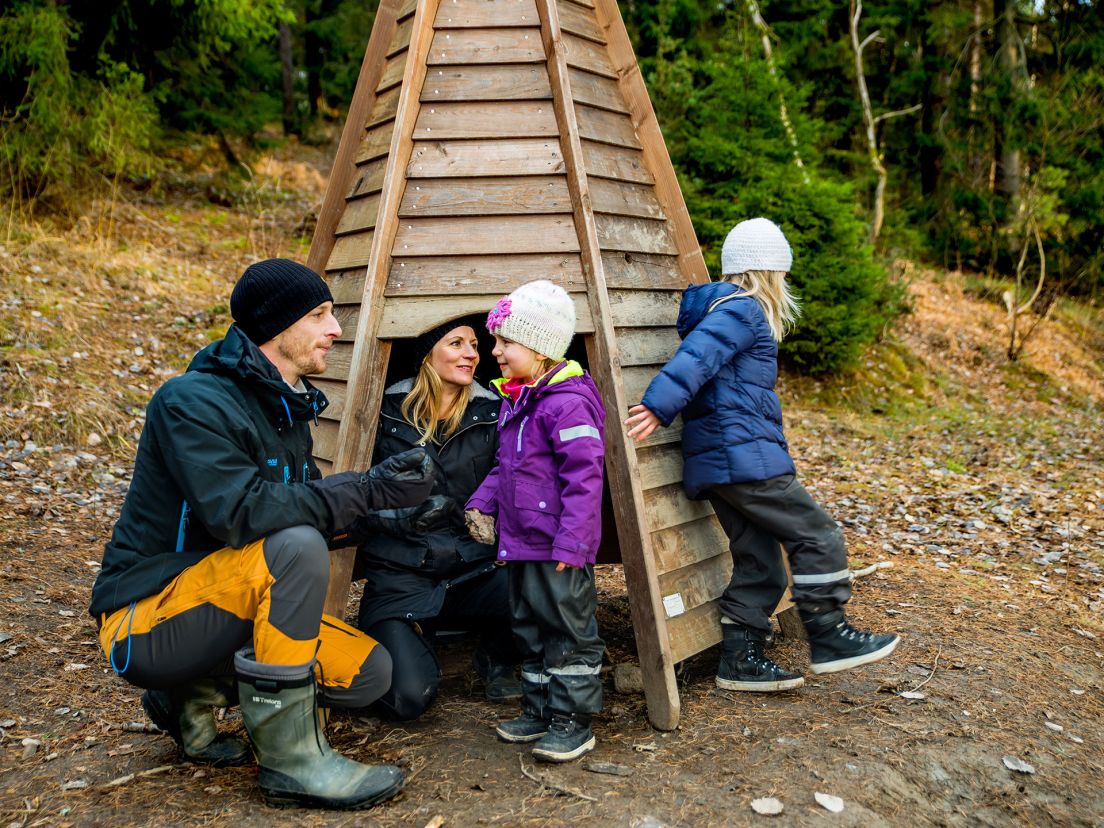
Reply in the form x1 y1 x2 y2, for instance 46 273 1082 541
89 259 434 810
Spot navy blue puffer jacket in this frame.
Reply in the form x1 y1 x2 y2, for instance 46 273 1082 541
639 282 796 498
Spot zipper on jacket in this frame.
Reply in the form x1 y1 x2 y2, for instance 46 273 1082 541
516 415 529 453
175 501 190 552
283 464 290 484
302 462 309 482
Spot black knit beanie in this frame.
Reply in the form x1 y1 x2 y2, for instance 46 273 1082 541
230 258 334 345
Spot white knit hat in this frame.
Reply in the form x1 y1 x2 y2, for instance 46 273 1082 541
720 218 793 276
485 280 575 360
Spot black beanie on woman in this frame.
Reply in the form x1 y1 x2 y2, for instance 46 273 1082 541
230 258 334 345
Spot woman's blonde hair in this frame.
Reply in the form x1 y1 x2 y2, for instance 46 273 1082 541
721 269 801 342
401 357 472 445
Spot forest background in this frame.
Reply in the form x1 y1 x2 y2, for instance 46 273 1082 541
3 0 1101 376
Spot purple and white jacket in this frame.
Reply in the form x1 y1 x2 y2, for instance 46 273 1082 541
466 360 606 568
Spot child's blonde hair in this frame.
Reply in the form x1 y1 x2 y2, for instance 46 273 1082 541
721 270 801 342
401 357 472 445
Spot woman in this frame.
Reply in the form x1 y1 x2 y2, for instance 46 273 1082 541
355 317 520 720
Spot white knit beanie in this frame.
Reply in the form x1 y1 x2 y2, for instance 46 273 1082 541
485 280 575 360
720 218 793 276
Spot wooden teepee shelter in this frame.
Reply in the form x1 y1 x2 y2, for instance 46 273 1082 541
306 0 736 731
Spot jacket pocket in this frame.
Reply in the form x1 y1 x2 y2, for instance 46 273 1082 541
514 480 562 548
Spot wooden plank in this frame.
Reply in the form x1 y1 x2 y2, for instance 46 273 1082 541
327 269 367 305
332 304 361 343
596 214 676 255
378 292 595 337
589 178 664 220
615 326 681 366
638 416 682 449
386 254 584 294
608 289 681 327
396 0 418 18
581 140 652 184
576 104 640 148
327 231 375 272
311 378 347 421
408 139 565 177
657 555 733 617
643 483 713 534
428 27 544 64
346 157 388 199
620 364 660 408
434 0 539 28
355 121 395 165
307 0 399 276
335 193 381 236
387 15 414 57
376 51 407 92
556 0 605 42
421 65 552 102
651 516 729 576
311 417 342 462
563 32 616 78
399 176 572 217
565 0 594 10
635 442 683 490
414 101 557 139
666 601 723 664
315 457 333 477
318 341 355 382
594 0 709 283
567 66 627 113
366 85 401 128
392 215 579 256
601 251 683 289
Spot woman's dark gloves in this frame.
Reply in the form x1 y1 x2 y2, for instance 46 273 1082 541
307 447 437 531
328 495 460 548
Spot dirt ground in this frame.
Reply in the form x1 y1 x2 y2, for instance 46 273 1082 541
1 147 1102 826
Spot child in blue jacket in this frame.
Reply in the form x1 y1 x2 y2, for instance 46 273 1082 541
625 218 898 692
465 279 606 762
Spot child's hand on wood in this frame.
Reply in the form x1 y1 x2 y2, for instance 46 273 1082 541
624 404 661 442
465 509 497 545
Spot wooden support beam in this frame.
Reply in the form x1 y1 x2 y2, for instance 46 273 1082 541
535 0 680 732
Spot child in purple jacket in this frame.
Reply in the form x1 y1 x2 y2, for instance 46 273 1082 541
465 279 606 763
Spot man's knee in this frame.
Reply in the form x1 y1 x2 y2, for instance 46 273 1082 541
323 643 393 710
381 667 439 721
262 525 329 584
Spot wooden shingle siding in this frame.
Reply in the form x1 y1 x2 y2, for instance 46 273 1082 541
421 65 552 102
398 176 572 217
581 141 652 183
408 139 565 177
428 28 545 65
433 0 539 28
386 254 584 294
392 215 580 255
414 101 558 139
556 0 605 43
601 251 684 289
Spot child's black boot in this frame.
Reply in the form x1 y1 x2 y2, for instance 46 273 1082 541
800 608 900 674
531 712 595 763
716 622 804 692
496 669 549 743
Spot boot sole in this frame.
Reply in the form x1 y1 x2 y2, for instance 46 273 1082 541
716 676 805 692
810 635 900 675
496 726 548 743
261 778 404 810
532 735 596 763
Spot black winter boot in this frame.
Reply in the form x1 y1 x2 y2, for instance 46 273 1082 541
141 678 249 766
531 712 595 763
235 649 403 810
800 609 900 674
496 667 549 743
473 647 522 703
716 623 804 692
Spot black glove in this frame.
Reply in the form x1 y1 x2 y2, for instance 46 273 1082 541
307 447 436 531
329 494 460 548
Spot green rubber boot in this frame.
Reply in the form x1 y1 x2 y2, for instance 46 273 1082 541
234 648 403 810
141 678 249 766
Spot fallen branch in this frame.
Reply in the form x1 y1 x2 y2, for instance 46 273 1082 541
102 764 178 788
850 561 893 580
908 646 942 693
518 756 597 802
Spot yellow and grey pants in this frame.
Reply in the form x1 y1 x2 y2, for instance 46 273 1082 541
98 526 389 709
